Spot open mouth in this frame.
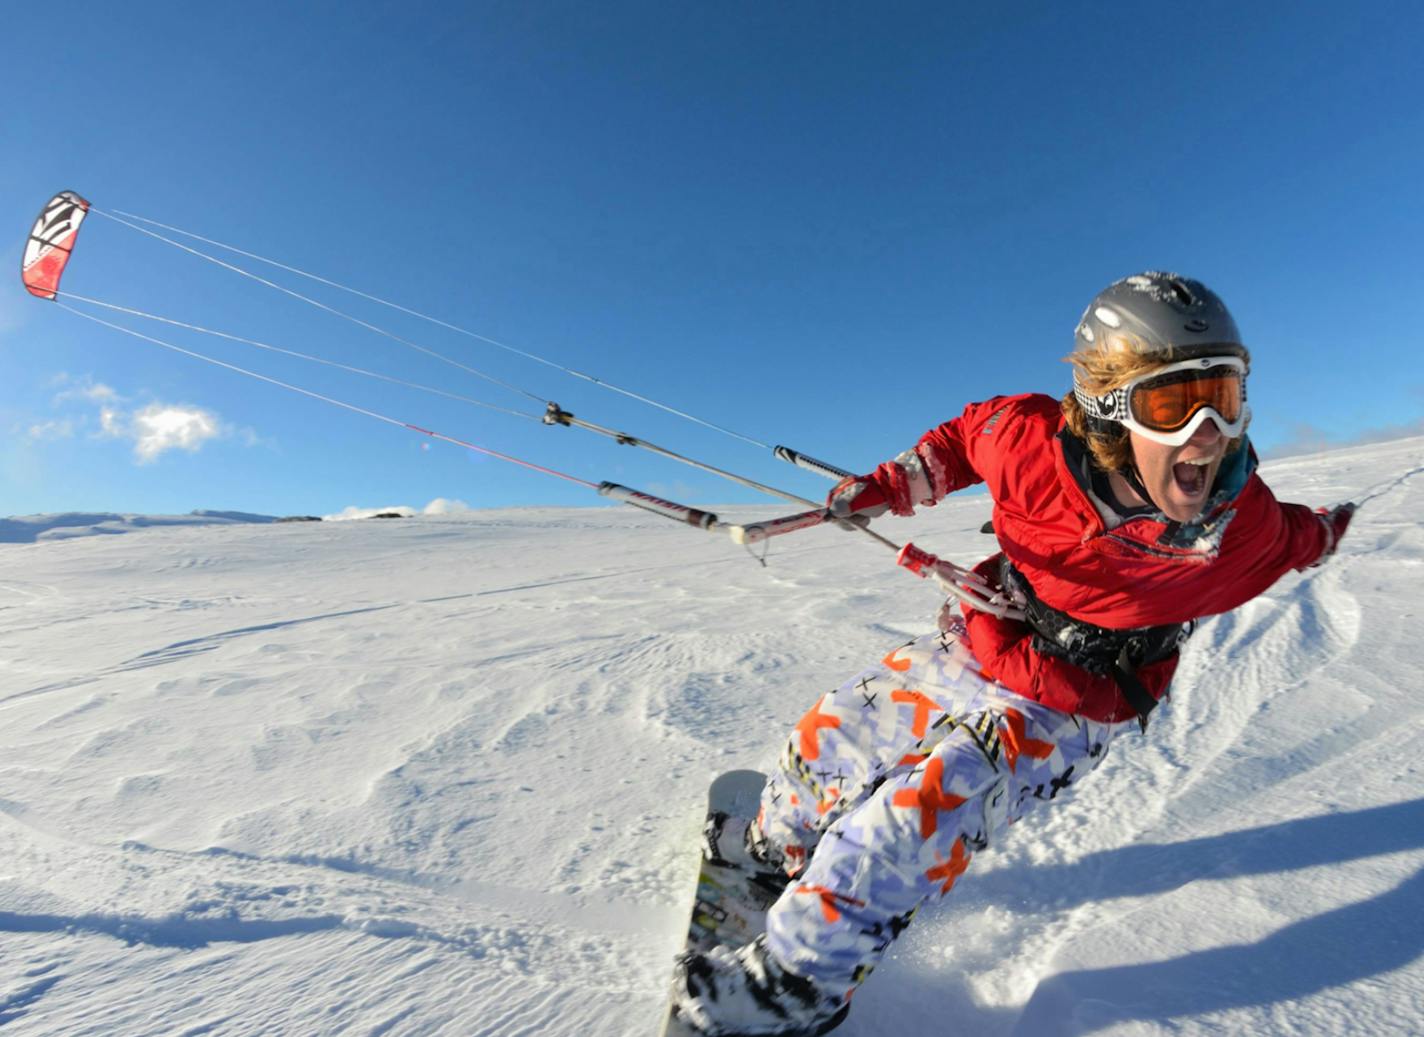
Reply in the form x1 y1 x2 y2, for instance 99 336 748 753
1172 458 1211 497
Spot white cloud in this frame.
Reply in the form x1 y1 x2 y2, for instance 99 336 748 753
53 379 120 405
98 401 226 463
39 374 236 464
324 505 416 521
322 501 472 520
130 404 223 463
26 418 75 442
423 498 472 515
321 501 473 521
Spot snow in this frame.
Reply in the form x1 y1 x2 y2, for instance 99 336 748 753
0 511 274 545
2 436 1423 1036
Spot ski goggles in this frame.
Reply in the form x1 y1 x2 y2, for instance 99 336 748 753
1075 355 1248 446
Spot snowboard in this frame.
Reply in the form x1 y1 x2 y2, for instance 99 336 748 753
659 769 781 1037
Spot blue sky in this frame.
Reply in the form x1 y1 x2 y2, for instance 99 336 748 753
3 1 1421 517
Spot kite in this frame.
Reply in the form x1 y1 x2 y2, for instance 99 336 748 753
22 190 89 300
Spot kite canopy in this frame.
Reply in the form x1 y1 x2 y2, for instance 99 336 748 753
22 190 90 300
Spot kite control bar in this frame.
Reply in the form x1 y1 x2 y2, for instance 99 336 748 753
601 480 1024 619
730 508 836 544
895 543 1025 620
773 445 855 482
597 486 859 545
598 482 721 529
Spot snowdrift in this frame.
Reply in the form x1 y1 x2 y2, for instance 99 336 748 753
1 437 1422 1035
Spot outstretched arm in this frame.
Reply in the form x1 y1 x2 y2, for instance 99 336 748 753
824 395 1047 519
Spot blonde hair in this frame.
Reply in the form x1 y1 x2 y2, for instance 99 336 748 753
1059 345 1245 472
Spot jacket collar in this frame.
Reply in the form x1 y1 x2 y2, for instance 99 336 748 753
1057 428 1257 553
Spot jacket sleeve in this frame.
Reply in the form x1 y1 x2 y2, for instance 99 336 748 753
855 394 1063 515
914 394 1063 503
1194 477 1337 616
1240 479 1336 574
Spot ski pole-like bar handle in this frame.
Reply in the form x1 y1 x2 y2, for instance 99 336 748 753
598 481 719 530
896 542 1027 621
773 445 856 482
728 508 833 545
896 542 942 578
896 543 993 590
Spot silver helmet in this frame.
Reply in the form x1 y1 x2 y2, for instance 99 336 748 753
1073 272 1249 368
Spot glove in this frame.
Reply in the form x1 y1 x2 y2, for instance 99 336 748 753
1311 502 1356 566
827 475 889 519
826 448 939 520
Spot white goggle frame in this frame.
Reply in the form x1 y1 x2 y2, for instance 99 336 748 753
1074 355 1249 447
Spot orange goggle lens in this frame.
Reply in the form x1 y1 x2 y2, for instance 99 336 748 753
1128 369 1243 433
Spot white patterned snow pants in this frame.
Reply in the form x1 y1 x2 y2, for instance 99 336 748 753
759 617 1137 996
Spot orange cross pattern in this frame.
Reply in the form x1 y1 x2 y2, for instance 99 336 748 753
925 836 972 896
794 700 841 761
891 758 967 839
881 646 913 672
1001 708 1054 772
795 884 866 924
891 689 941 737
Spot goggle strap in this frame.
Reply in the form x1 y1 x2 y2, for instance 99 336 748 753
1073 382 1126 424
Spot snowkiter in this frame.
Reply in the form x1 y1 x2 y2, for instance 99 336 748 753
670 271 1357 1036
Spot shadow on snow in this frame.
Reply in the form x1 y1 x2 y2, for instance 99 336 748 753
871 798 1424 1035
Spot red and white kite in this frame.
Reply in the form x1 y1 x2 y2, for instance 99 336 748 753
22 190 90 300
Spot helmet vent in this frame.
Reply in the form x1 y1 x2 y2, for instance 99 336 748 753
1168 279 1196 307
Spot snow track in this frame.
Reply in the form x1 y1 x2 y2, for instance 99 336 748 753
2 441 1422 1034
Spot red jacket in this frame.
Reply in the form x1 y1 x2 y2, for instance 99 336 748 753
896 394 1330 722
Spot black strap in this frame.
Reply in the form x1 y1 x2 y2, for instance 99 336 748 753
999 559 1184 732
1120 463 1153 508
1112 645 1160 733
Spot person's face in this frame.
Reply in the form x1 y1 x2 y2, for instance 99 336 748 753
1128 419 1229 522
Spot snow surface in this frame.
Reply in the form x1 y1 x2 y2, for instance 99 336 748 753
2 436 1423 1036
0 511 275 545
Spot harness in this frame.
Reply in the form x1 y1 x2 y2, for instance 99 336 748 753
999 559 1193 731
